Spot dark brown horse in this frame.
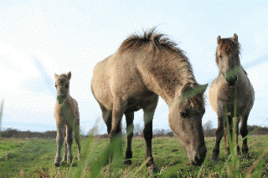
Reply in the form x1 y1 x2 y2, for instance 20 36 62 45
209 34 255 161
91 29 208 172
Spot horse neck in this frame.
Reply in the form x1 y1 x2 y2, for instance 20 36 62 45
143 53 197 105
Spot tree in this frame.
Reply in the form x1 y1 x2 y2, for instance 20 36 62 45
203 120 213 136
134 123 143 136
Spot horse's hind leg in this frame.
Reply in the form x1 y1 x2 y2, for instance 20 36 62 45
74 119 81 160
124 112 134 165
109 99 125 161
240 115 249 159
99 104 112 134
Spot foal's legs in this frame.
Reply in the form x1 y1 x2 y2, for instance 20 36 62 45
240 115 249 159
63 127 68 162
66 126 73 164
124 112 134 165
54 126 64 167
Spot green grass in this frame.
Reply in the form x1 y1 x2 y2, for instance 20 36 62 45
0 135 268 177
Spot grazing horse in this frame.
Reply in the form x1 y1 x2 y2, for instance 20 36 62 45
91 28 208 172
54 72 81 167
209 34 255 161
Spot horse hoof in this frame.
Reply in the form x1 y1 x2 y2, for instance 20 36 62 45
210 156 219 161
54 162 60 167
147 165 159 174
242 153 250 160
124 160 132 165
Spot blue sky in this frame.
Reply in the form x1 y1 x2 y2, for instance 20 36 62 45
0 0 267 134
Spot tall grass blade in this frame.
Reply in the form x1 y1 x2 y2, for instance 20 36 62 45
0 99 4 137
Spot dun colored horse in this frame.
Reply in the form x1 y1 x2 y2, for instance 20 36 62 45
54 72 81 167
209 34 255 161
91 28 208 172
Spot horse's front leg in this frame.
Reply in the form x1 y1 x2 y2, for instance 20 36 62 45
63 126 67 162
211 116 225 161
54 126 64 167
240 115 249 159
234 116 241 155
143 105 158 173
124 112 134 165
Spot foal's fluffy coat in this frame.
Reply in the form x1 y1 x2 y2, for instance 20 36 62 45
54 72 81 167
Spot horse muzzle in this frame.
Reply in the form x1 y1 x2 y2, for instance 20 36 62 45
226 75 238 87
57 95 66 104
187 145 207 166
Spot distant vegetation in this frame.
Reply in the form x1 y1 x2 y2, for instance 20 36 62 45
1 123 268 139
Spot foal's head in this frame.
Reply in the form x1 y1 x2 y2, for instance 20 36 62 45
54 72 71 104
216 34 241 86
168 83 208 166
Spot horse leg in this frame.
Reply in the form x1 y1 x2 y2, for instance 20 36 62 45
124 112 134 165
109 99 126 162
74 119 81 160
224 126 229 155
211 116 225 161
240 115 249 159
224 115 233 155
143 102 158 173
54 126 64 167
100 104 112 134
234 116 241 155
63 126 68 162
66 126 73 165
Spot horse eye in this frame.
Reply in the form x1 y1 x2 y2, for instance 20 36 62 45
66 84 69 88
180 111 188 118
55 84 57 88
219 54 223 59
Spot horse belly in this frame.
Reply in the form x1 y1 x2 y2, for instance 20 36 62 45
209 80 220 113
125 91 158 113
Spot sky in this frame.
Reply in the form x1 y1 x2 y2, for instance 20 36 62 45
0 0 267 135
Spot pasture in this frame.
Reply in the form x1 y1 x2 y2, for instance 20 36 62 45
0 135 268 177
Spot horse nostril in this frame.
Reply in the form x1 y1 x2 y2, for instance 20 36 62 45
227 76 238 86
191 145 207 166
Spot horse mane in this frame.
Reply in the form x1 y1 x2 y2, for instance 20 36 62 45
118 28 185 57
216 38 240 64
118 28 204 110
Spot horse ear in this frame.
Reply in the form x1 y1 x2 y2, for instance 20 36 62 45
217 36 221 44
54 73 58 78
180 83 208 101
232 33 238 42
198 84 209 94
67 72 71 80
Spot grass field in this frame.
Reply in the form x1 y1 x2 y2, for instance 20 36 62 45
0 135 268 178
